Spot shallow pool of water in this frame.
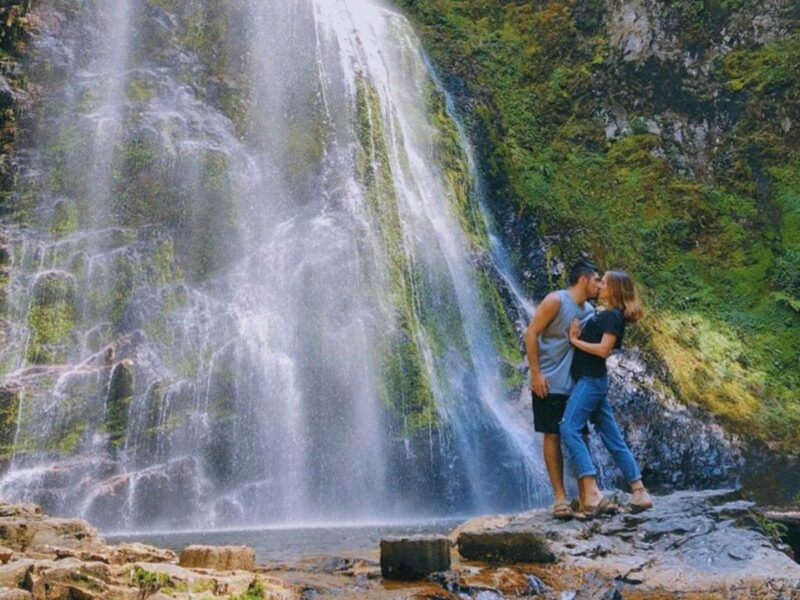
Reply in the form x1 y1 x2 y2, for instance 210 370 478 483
104 518 463 563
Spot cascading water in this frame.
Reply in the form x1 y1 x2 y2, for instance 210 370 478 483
0 0 548 530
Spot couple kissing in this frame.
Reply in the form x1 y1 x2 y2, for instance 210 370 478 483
525 260 653 520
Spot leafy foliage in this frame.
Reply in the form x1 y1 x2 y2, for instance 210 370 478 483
398 0 800 449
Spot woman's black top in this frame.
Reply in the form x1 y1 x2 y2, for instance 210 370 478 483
571 308 625 379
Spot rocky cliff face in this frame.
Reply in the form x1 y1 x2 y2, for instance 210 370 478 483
398 0 800 498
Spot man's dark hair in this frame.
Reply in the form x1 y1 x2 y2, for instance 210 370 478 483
568 260 598 286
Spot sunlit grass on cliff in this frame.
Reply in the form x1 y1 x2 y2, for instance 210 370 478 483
398 0 800 451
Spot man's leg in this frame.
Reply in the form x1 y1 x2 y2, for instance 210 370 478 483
543 433 567 503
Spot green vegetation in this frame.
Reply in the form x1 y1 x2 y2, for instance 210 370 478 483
398 0 800 449
229 578 266 600
50 200 79 236
355 75 438 430
106 361 135 452
0 1 29 197
748 510 790 545
425 80 488 249
130 565 220 597
26 272 77 364
131 566 171 598
0 386 19 459
476 267 524 391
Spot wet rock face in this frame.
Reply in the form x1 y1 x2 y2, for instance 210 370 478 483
105 360 135 454
454 489 800 597
595 350 742 491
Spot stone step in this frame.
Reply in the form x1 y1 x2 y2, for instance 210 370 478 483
379 535 450 581
456 529 555 565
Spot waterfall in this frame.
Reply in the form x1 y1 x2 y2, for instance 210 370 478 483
0 0 547 530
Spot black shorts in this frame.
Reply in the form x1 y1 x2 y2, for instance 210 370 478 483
532 391 590 435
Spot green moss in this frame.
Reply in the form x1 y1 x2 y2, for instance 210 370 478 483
0 386 19 458
425 80 488 249
57 422 86 455
475 268 523 390
214 79 252 139
110 254 135 328
354 75 437 429
43 124 91 200
230 578 266 600
724 34 800 94
106 361 134 452
26 272 77 364
148 238 183 287
50 200 79 237
181 150 240 281
130 566 171 595
112 136 169 228
398 0 800 449
127 77 157 103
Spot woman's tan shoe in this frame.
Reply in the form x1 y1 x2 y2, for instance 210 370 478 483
629 488 654 513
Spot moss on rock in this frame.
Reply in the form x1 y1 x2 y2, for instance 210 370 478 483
398 0 800 450
354 75 437 429
26 271 78 364
50 200 79 237
106 360 135 452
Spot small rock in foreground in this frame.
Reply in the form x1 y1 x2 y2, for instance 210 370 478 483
179 544 255 571
380 535 450 581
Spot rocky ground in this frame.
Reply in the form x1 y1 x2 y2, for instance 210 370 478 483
0 489 798 599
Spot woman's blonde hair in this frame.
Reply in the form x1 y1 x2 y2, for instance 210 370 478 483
604 271 644 323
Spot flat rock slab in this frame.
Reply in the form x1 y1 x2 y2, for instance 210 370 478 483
178 544 255 571
457 529 555 564
452 489 800 597
109 542 177 565
380 535 450 581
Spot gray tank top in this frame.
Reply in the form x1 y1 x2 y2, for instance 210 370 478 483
537 289 595 395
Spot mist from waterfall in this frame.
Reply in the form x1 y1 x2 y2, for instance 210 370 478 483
0 0 548 530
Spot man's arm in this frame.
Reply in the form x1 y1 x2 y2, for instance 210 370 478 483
525 292 561 398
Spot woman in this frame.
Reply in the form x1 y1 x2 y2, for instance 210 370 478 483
560 270 653 518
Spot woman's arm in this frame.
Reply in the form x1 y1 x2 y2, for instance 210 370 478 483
569 318 617 358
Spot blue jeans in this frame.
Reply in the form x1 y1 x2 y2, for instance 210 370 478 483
560 375 642 484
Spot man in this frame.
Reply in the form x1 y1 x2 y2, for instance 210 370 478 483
525 260 600 519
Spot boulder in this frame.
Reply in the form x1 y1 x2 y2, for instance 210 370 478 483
0 589 33 600
178 545 255 571
109 543 177 565
0 516 101 553
0 506 41 520
82 474 131 532
129 457 201 526
23 558 112 600
457 529 555 564
0 561 34 589
379 535 451 581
